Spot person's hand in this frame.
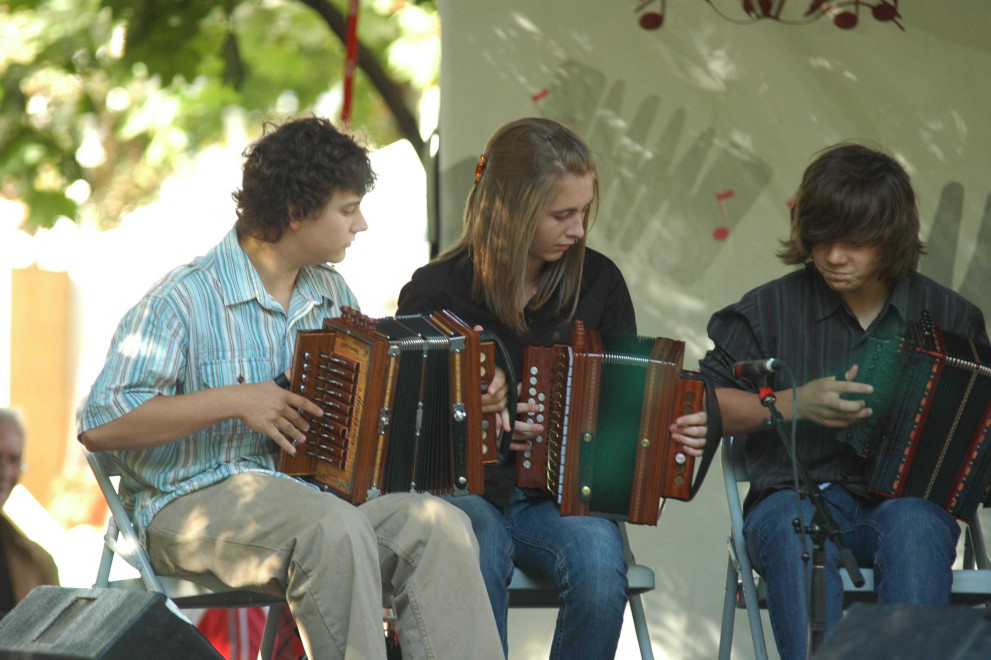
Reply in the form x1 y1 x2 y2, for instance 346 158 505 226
236 380 324 455
795 364 874 428
509 396 542 452
670 410 707 457
481 365 509 414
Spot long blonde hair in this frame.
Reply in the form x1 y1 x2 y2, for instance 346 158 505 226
441 118 598 334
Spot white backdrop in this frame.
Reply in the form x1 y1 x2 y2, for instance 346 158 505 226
438 2 991 657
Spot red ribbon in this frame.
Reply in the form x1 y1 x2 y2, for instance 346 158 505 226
341 0 360 124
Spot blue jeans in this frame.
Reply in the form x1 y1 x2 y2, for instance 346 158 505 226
507 488 628 659
744 487 959 660
445 490 629 659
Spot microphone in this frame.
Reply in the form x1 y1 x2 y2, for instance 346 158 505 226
733 358 782 380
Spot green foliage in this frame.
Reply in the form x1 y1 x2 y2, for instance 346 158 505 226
1 0 438 231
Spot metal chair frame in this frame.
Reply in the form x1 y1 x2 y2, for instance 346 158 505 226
85 449 284 660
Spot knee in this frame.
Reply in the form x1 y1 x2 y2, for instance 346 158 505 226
563 533 627 597
411 496 478 547
879 498 960 551
313 503 377 548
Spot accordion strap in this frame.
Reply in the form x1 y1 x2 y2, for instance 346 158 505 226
477 330 518 465
681 371 723 500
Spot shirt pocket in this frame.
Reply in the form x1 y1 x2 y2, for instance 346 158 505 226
197 351 279 439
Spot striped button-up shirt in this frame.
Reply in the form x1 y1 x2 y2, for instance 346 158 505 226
77 228 359 535
699 263 988 510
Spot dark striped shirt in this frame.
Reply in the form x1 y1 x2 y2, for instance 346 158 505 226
698 263 989 509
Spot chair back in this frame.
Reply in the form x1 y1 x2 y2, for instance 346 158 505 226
84 448 167 593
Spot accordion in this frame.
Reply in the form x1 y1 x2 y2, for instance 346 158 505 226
278 308 513 504
516 321 710 525
841 312 991 522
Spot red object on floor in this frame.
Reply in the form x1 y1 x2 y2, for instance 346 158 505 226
196 606 304 660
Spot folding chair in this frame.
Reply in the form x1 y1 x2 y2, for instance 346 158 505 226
84 448 285 660
507 521 656 660
718 435 991 659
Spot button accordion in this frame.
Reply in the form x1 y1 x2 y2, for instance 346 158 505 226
841 312 991 522
516 321 710 525
278 308 513 504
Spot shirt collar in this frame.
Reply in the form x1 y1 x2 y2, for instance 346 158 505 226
214 228 269 307
214 227 344 315
808 262 911 330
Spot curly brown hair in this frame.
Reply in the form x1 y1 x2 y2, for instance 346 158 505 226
233 116 376 243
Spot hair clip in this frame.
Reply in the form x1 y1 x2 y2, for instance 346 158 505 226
474 154 487 184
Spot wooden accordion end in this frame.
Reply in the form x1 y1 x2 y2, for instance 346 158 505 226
516 321 706 525
278 307 507 504
842 311 991 522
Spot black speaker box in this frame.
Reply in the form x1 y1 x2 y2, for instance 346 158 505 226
814 603 991 659
0 586 223 659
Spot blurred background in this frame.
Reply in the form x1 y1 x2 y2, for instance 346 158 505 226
2 1 990 658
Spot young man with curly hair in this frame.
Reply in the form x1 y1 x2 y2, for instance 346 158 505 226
78 117 502 660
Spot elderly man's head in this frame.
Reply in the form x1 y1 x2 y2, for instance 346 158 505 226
0 409 25 510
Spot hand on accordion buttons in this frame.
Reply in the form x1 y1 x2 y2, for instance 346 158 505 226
670 411 707 457
796 365 874 428
481 366 510 414
236 379 324 456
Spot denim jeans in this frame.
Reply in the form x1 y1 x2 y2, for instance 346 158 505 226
507 488 628 659
743 486 959 660
444 490 629 659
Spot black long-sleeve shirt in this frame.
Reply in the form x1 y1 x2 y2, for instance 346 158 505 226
396 248 636 508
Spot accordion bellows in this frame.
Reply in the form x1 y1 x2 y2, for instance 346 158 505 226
278 308 508 504
517 321 706 525
842 312 991 522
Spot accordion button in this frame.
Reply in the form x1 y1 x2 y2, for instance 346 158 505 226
482 445 489 454
538 393 546 402
674 475 685 486
482 420 489 430
480 367 487 377
524 450 532 458
535 435 543 443
675 453 686 464
523 460 532 468
480 353 487 362
529 376 538 385
536 414 545 422
529 397 537 404
529 387 537 396
530 366 539 374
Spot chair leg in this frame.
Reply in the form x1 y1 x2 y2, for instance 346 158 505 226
738 564 769 660
257 605 282 660
628 593 654 660
719 556 738 660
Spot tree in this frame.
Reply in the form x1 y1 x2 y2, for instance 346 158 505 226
0 0 438 230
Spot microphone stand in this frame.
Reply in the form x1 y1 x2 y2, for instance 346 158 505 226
754 377 865 656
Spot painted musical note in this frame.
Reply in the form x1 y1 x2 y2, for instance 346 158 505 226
635 0 665 30
714 189 735 241
833 0 860 29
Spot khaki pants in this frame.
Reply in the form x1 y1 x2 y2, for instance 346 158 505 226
146 473 502 660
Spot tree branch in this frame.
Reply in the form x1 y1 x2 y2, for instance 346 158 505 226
297 0 425 162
